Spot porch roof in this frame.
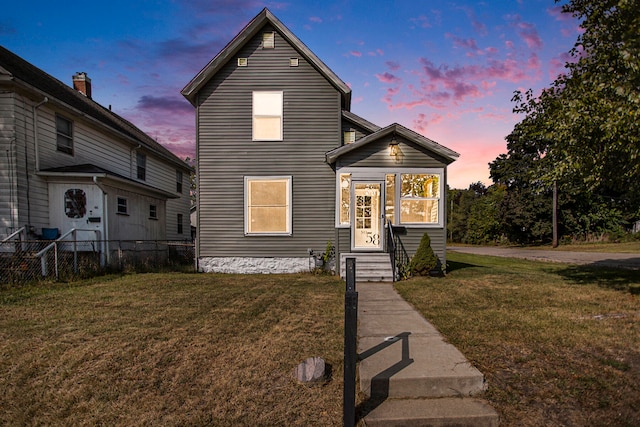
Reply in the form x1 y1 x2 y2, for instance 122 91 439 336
325 123 460 165
38 164 179 199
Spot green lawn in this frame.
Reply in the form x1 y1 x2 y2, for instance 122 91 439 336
1 254 638 426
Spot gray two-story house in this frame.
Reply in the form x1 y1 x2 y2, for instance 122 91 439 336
182 8 459 280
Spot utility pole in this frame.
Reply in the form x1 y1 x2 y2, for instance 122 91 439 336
552 181 558 248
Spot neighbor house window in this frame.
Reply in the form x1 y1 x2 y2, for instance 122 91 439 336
338 173 351 226
245 176 291 235
253 91 283 141
263 32 275 48
176 170 183 193
399 174 440 224
344 130 356 145
177 214 183 234
149 204 157 220
117 197 128 215
56 114 73 155
136 152 146 181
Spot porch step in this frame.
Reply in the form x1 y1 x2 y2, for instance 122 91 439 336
340 253 393 282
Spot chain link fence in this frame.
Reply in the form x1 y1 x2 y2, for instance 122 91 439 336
1 239 195 285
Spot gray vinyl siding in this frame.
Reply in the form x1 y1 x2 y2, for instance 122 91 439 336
342 119 374 144
196 24 340 257
336 133 449 169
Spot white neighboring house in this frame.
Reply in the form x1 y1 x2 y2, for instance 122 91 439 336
0 46 193 253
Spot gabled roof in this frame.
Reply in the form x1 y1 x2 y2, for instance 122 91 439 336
342 110 381 134
326 123 460 165
181 8 352 109
38 164 178 199
0 45 192 172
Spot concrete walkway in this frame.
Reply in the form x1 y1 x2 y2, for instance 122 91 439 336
449 246 640 269
357 282 499 426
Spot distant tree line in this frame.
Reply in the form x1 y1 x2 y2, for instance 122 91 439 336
448 0 640 245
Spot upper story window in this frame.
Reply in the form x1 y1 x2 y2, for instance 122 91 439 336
136 152 146 181
344 130 356 145
56 114 73 155
263 32 275 49
176 170 183 193
253 91 283 141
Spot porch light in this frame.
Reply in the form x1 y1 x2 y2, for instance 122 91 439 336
389 139 400 158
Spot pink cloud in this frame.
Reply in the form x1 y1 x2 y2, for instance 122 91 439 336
386 61 401 71
375 72 402 84
350 50 362 57
309 16 322 23
409 15 431 28
507 15 543 50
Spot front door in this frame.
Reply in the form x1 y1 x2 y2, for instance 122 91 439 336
352 182 383 251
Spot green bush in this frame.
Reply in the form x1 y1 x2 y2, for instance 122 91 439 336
409 233 440 276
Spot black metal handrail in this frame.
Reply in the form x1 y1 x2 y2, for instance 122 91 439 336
386 220 410 281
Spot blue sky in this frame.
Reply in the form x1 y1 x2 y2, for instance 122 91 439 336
1 0 579 188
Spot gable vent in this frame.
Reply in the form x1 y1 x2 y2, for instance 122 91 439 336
263 32 275 49
289 58 299 67
238 58 248 67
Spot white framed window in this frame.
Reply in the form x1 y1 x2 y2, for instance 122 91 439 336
253 91 283 141
136 152 146 181
245 176 292 235
338 173 351 226
238 57 248 67
117 197 128 215
263 32 275 49
399 173 440 224
176 170 183 193
344 130 356 144
177 214 184 234
335 168 443 228
56 114 73 155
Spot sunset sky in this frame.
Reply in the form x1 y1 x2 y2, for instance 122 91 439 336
1 0 580 189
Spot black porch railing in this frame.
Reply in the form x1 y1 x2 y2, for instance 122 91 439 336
386 220 410 281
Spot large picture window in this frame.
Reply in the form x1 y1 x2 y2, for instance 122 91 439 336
399 174 440 224
336 169 442 227
245 176 291 235
253 91 283 141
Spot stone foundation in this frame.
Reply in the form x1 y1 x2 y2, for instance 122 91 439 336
198 256 312 274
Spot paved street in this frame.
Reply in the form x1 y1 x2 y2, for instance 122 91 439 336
448 246 640 270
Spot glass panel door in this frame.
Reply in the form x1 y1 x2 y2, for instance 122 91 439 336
352 182 383 250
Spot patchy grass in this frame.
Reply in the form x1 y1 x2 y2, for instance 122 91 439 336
396 252 640 427
0 273 345 426
2 257 639 426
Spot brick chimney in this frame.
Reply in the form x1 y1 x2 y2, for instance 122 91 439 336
72 72 92 99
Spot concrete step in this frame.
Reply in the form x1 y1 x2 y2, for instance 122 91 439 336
340 253 394 282
362 397 499 427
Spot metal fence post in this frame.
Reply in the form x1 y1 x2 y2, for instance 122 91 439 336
344 257 357 427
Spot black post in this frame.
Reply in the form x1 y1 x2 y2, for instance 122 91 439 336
344 258 357 427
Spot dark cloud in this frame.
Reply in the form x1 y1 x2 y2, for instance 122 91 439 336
136 95 193 114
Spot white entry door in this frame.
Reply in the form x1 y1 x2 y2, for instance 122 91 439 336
352 182 383 251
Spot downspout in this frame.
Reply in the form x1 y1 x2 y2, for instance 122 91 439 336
25 96 48 235
93 176 110 265
32 97 48 172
